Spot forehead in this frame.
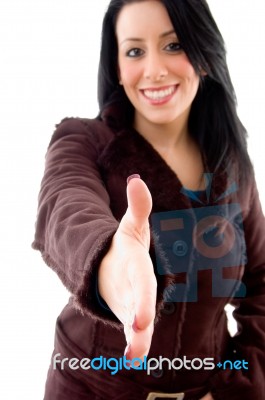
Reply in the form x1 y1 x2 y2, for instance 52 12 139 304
115 1 175 41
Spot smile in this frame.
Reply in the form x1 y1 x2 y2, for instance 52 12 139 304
141 85 178 104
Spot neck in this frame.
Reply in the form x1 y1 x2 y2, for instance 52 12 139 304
133 109 190 151
133 110 204 191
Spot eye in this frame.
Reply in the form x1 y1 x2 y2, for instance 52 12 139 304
164 42 182 53
126 48 144 58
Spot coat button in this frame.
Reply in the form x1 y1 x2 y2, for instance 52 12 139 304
161 302 175 315
149 360 164 378
172 240 188 256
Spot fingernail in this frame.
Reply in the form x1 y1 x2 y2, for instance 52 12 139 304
132 315 140 333
127 174 141 185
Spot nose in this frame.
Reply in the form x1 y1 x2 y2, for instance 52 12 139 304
144 51 168 82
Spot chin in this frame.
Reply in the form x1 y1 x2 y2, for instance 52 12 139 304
145 113 182 126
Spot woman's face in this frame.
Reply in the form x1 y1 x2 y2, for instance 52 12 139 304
116 0 200 131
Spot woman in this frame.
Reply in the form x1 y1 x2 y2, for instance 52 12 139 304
32 0 265 399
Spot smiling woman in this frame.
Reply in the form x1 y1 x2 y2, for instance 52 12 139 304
31 0 265 399
116 1 205 196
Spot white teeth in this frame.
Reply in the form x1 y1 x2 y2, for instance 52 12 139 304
143 86 175 100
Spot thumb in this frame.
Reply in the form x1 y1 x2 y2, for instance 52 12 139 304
125 174 152 231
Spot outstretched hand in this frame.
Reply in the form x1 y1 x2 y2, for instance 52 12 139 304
98 175 157 360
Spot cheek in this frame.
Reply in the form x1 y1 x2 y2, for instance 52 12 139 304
173 55 198 81
119 61 141 87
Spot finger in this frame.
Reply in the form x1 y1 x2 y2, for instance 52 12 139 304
126 175 152 231
125 322 154 361
122 252 156 359
134 280 157 332
131 252 157 330
199 393 214 400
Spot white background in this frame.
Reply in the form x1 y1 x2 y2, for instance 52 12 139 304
0 1 264 399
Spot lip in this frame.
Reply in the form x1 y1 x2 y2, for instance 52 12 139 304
140 84 179 105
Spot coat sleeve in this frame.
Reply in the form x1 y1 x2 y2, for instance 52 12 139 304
209 179 265 399
32 117 120 326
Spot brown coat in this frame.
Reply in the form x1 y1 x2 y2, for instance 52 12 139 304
33 115 265 399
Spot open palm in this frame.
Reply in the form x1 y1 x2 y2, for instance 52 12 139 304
98 176 157 360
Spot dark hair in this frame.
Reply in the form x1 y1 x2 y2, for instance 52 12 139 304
97 0 253 180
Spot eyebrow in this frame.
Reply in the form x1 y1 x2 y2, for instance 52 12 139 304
119 29 177 45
